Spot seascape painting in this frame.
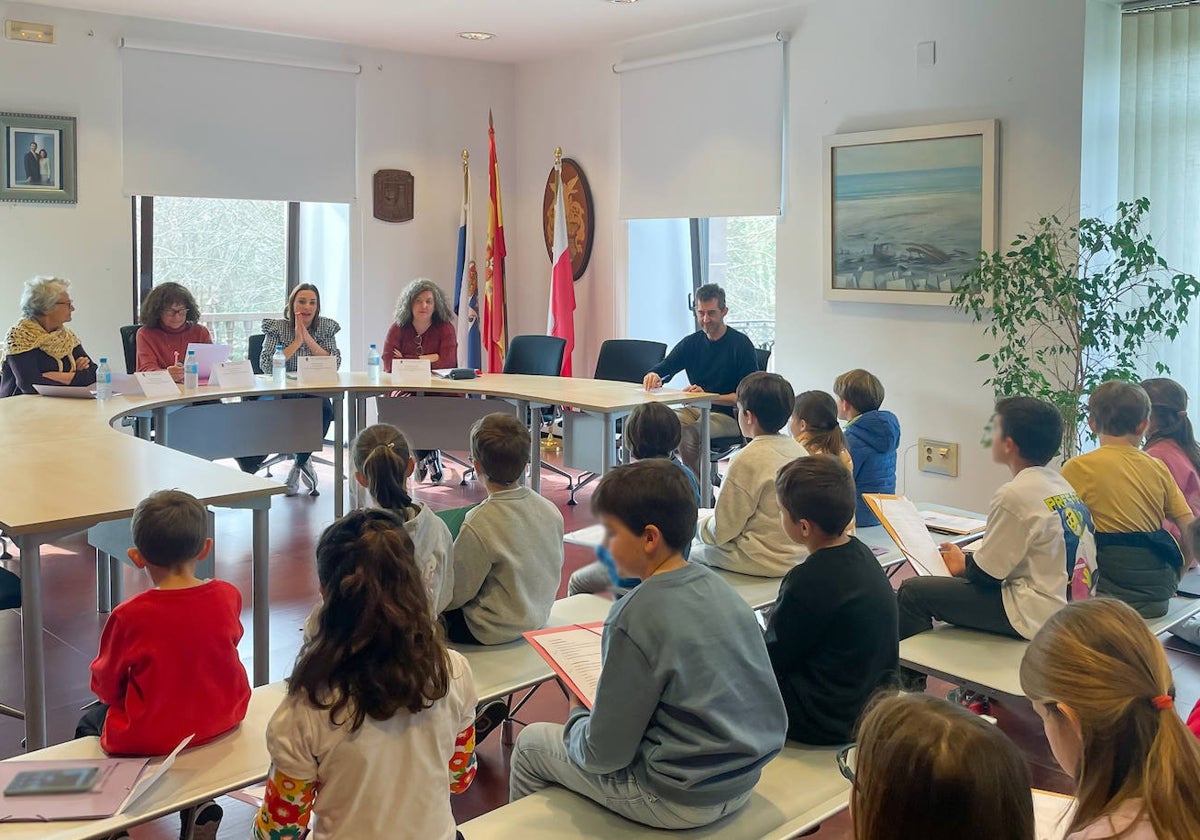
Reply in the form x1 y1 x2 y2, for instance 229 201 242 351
823 121 997 306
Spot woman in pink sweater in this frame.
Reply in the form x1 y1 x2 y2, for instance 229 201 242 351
136 282 211 382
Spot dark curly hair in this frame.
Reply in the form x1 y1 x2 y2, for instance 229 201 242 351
139 282 202 329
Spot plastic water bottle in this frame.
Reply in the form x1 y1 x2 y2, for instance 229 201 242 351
272 344 287 387
183 350 199 390
95 358 112 400
367 343 382 385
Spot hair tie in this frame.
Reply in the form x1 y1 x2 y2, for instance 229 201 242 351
1151 694 1174 711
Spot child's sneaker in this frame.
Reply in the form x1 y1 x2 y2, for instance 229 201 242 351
946 687 992 716
180 799 223 840
473 699 509 744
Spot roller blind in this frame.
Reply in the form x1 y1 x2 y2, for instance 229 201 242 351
121 43 358 202
618 34 786 220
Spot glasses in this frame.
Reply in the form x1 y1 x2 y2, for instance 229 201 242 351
836 744 857 784
165 306 189 317
54 299 74 310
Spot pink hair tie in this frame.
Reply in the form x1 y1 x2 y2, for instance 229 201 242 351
1151 694 1174 711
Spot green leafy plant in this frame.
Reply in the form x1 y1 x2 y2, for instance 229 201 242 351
952 198 1200 456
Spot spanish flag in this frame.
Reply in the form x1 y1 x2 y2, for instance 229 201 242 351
483 111 508 373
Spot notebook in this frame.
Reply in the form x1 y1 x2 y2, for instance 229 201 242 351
862 494 952 576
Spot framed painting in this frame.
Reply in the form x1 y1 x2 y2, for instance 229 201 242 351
0 112 77 204
822 119 998 305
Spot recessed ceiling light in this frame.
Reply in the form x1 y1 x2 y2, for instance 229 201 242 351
458 31 495 41
609 0 639 4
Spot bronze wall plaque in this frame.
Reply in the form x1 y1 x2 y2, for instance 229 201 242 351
374 169 414 222
542 157 594 281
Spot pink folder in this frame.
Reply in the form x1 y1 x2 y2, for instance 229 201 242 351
0 759 148 822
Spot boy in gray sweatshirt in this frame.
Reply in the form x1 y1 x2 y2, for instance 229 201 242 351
509 460 787 829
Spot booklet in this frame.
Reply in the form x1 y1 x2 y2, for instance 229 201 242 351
523 623 605 709
862 494 952 576
920 509 987 535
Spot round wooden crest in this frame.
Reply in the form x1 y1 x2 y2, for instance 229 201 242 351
542 157 594 281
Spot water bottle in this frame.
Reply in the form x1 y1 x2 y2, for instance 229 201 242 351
367 343 382 385
272 344 287 387
183 350 199 390
95 358 112 400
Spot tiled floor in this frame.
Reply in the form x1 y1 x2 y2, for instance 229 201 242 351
2 448 1199 839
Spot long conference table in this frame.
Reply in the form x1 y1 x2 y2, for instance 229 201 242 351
0 372 713 749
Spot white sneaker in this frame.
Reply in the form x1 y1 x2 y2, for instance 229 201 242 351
299 460 319 496
284 464 301 496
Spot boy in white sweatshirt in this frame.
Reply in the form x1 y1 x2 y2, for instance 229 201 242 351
692 371 808 576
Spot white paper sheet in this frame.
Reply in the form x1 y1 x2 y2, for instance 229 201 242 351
564 524 606 548
32 384 97 398
134 370 183 398
1032 790 1075 840
529 626 603 707
212 359 255 389
921 510 987 534
297 355 338 385
119 734 194 813
390 359 432 387
877 497 951 576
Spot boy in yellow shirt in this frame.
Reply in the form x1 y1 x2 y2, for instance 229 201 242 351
1061 381 1194 617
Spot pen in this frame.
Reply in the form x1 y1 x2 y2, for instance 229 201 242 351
173 351 179 366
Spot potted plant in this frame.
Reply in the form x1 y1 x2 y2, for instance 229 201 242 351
952 198 1200 457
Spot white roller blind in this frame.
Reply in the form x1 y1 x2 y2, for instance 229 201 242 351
618 35 786 220
121 43 357 202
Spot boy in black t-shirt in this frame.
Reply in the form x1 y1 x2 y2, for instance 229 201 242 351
764 455 899 744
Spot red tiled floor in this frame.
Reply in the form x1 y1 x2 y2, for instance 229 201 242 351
2 447 1199 838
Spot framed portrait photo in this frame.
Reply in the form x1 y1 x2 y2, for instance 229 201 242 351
1 112 77 204
822 119 998 306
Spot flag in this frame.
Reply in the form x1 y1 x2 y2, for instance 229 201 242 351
483 110 508 373
547 156 575 376
454 153 480 369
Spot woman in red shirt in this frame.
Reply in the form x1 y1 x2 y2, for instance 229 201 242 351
382 278 458 482
136 282 212 382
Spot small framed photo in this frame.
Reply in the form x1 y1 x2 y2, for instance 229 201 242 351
0 112 77 204
823 119 998 306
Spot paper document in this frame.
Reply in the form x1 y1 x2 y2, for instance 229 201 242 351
297 355 338 385
921 510 987 535
564 524 606 548
864 495 951 576
135 370 183 398
1032 790 1075 840
32 384 96 399
524 623 604 708
120 734 194 813
211 359 255 389
390 359 432 387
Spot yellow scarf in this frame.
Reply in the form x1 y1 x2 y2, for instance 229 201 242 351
4 318 81 371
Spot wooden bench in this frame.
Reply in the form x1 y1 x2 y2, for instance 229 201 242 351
0 682 286 840
459 743 850 840
899 596 1200 699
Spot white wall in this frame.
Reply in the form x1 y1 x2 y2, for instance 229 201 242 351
511 0 1090 510
0 2 513 369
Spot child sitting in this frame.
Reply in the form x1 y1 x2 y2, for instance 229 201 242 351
833 368 900 528
766 455 897 744
692 371 808 576
1062 381 1194 618
256 510 477 840
1141 378 1200 549
897 398 1096 655
789 390 855 531
851 693 1035 840
1021 598 1200 840
80 490 250 840
567 401 699 596
509 460 786 829
444 412 564 644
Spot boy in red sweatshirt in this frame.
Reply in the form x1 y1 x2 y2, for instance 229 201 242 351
78 489 250 840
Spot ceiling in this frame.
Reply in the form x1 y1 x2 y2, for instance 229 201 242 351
29 0 797 62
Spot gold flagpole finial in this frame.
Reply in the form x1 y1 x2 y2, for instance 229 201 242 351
554 147 563 167
462 149 469 166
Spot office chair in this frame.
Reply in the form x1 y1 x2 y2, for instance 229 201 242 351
0 566 23 721
709 346 773 487
567 339 667 504
119 325 141 375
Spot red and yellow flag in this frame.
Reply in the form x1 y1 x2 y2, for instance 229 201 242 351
483 111 508 373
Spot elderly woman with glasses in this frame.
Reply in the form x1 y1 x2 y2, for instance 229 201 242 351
1 276 97 397
135 282 213 382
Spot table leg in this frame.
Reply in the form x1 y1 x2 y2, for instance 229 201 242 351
96 550 111 613
109 554 122 607
601 412 616 474
333 395 345 519
699 404 712 508
152 406 169 447
521 400 540 492
17 535 46 750
353 392 367 510
251 505 270 686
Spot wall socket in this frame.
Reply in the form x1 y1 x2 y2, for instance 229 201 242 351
918 438 959 477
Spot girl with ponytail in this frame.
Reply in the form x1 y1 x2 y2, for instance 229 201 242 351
1020 598 1200 839
257 510 478 839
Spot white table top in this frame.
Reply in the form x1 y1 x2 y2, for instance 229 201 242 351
453 595 613 703
0 682 286 840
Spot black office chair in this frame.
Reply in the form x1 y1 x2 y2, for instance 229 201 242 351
0 566 23 722
119 325 141 375
567 339 668 504
709 346 773 487
497 335 569 487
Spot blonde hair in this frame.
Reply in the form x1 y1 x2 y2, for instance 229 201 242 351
1020 599 1200 840
853 692 1033 840
833 368 885 413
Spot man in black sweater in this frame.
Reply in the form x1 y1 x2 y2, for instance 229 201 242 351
765 455 899 745
642 283 760 478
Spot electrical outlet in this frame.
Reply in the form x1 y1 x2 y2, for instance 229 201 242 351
918 438 959 477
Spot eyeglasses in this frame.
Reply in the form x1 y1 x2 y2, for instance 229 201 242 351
55 299 74 309
836 743 857 784
165 306 188 316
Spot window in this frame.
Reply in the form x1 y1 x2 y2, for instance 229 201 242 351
698 217 777 351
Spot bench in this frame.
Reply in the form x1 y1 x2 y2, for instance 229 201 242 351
0 682 285 840
899 596 1200 699
459 743 850 840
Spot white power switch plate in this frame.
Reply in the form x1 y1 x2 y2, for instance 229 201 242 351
918 438 958 477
